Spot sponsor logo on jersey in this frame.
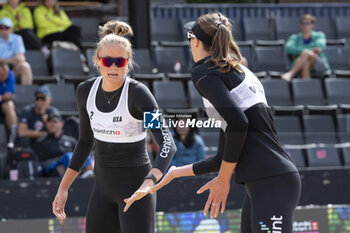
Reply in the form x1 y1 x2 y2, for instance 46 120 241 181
92 127 120 135
113 116 123 122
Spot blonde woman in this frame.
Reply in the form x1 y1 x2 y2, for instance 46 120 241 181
52 20 176 233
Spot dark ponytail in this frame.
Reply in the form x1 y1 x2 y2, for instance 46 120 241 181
197 12 243 73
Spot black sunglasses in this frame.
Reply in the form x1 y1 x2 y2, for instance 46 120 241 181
35 96 46 101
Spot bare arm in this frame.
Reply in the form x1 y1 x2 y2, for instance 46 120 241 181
18 122 47 138
52 168 80 221
0 57 19 66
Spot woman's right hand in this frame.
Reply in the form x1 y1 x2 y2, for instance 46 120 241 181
52 189 68 222
150 166 179 194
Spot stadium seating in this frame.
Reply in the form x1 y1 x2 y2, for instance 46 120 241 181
243 17 274 41
323 43 350 72
152 81 187 108
71 17 100 47
325 78 350 105
274 17 300 41
52 49 86 76
198 127 221 156
303 115 338 144
230 17 243 41
14 6 350 172
284 147 306 167
335 16 350 40
150 17 182 42
132 48 157 74
342 146 350 166
274 116 305 145
0 124 8 179
154 46 190 73
306 146 341 167
26 50 59 84
237 40 254 70
292 79 326 106
260 79 293 106
51 49 88 86
47 84 78 116
187 81 204 109
14 84 39 114
254 40 288 73
314 17 336 40
337 114 350 143
86 48 99 77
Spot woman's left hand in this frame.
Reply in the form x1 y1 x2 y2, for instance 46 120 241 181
197 176 230 218
123 179 154 212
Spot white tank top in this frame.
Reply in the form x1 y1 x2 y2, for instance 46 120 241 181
86 76 147 143
203 65 267 131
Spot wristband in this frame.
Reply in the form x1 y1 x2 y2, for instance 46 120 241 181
144 173 157 185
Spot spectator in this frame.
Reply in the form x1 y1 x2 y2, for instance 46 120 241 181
281 14 330 82
0 62 17 148
33 111 93 177
17 85 58 147
0 17 33 85
170 118 205 167
33 0 82 51
0 0 50 57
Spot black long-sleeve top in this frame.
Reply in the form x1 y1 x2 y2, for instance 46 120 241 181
192 57 298 183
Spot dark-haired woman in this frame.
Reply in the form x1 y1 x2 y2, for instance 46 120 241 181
52 20 176 233
34 0 82 50
150 12 301 233
170 118 205 167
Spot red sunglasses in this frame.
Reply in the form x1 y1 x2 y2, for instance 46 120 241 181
98 56 128 68
0 25 10 30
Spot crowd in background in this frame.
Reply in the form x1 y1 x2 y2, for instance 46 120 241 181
0 0 335 180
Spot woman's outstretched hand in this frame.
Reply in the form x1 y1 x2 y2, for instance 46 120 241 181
197 176 230 218
123 179 154 212
149 166 178 194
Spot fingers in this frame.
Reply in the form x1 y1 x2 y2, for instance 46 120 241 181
221 199 226 214
197 182 210 195
211 200 220 218
52 198 66 221
123 195 136 213
123 191 145 212
203 195 213 216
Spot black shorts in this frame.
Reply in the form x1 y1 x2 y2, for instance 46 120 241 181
312 56 327 74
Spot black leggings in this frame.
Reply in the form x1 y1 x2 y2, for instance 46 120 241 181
86 163 156 233
241 172 301 233
16 29 43 50
42 25 83 51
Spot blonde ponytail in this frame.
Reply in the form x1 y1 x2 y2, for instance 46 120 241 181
98 20 133 39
